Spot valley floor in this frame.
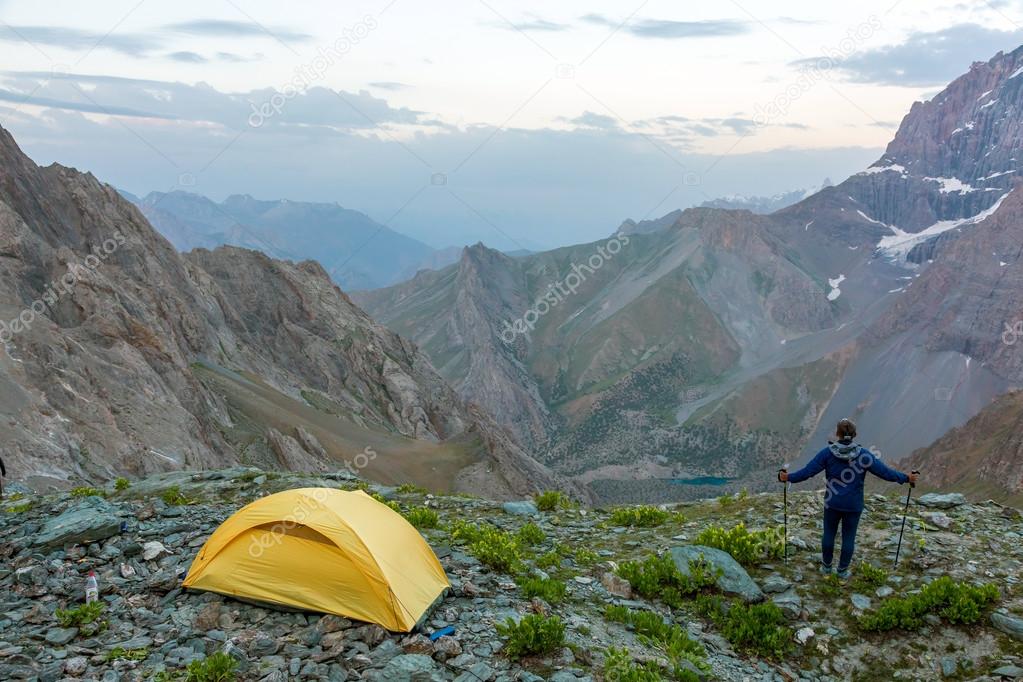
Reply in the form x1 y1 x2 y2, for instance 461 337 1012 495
1 469 1021 681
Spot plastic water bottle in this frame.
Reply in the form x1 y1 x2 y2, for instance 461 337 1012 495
85 571 99 604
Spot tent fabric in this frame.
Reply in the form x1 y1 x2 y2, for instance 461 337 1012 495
182 488 449 631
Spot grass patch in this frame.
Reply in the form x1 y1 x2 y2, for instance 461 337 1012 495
114 477 131 492
696 595 792 660
105 646 149 662
534 490 573 512
396 482 428 494
859 576 999 632
693 522 783 566
617 554 719 609
451 520 523 573
516 521 546 546
6 501 33 513
497 614 565 659
403 506 439 529
70 486 106 498
161 486 189 506
517 576 567 604
851 562 888 592
608 505 682 528
55 602 107 636
604 607 709 677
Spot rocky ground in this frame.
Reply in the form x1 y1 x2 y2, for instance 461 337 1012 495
1 469 1022 681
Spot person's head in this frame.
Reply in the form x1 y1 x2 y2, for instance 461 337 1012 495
836 418 857 441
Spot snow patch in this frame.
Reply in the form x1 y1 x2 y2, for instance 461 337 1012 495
980 98 998 110
827 274 846 301
859 163 907 176
1009 65 1023 79
924 177 976 193
876 191 1013 261
978 89 993 100
804 220 814 231
856 209 895 228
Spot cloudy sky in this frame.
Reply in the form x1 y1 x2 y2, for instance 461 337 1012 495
2 0 1022 249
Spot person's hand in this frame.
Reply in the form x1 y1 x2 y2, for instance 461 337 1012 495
778 470 789 483
907 471 920 486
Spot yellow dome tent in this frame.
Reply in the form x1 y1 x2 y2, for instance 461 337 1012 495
182 488 449 632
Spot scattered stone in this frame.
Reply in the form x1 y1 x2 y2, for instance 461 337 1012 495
876 586 894 598
33 496 121 549
142 540 168 561
64 656 88 677
795 627 815 645
915 493 967 509
922 511 953 529
761 574 792 594
600 571 632 598
670 545 764 603
772 591 802 620
940 657 957 677
45 627 78 645
992 665 1023 679
850 594 872 611
992 612 1023 641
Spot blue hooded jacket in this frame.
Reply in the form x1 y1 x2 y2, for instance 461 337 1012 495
787 440 909 512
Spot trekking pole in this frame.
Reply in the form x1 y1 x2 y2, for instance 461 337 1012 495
893 470 919 569
779 464 789 563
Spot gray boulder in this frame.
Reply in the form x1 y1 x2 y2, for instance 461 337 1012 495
34 496 121 550
915 493 967 509
992 612 1023 641
670 545 764 603
502 500 539 517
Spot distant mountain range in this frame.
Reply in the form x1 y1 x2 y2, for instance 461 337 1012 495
0 128 574 499
358 46 1023 502
698 180 833 214
122 191 461 290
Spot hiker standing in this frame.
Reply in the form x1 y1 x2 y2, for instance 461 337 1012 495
0 455 5 499
778 419 918 579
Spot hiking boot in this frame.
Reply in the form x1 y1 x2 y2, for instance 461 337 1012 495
819 564 834 575
837 568 851 581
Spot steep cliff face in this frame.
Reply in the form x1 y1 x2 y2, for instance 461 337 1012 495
0 126 570 499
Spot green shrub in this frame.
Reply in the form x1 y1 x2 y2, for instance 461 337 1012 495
6 501 33 513
603 608 708 676
114 477 130 492
859 576 999 632
608 505 680 527
369 492 400 512
496 614 565 659
184 652 238 681
604 646 680 682
518 576 567 604
617 554 719 608
694 522 783 565
573 547 600 566
451 521 522 573
517 521 546 546
534 490 573 511
404 506 439 529
161 486 189 506
55 602 107 636
396 482 428 494
70 486 105 498
105 646 148 662
696 595 791 660
851 562 888 592
717 494 735 508
537 550 562 570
